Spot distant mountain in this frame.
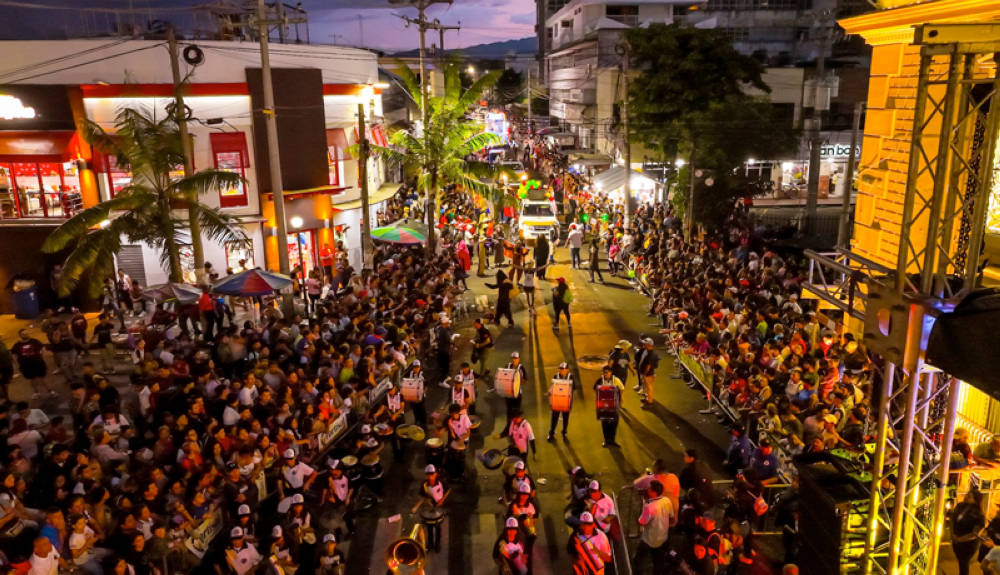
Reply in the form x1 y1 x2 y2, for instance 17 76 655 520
393 36 536 58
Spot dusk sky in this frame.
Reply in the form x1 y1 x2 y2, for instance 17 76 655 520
0 0 536 52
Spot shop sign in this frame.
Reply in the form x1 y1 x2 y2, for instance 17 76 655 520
820 143 860 159
0 95 35 120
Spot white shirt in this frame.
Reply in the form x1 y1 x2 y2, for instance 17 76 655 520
508 420 534 453
447 415 472 443
69 528 95 565
590 494 616 532
13 409 49 429
239 385 260 407
229 543 262 575
638 496 673 548
223 406 240 427
159 350 174 366
283 462 315 488
574 531 611 572
28 549 60 575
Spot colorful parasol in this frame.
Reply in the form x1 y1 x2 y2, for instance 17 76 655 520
212 269 294 297
370 218 428 245
143 283 202 304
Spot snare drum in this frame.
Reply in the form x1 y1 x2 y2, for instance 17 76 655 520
549 379 573 412
421 506 445 525
469 416 481 430
342 455 361 482
494 368 521 398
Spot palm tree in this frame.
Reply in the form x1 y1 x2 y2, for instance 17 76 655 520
368 56 512 249
42 105 249 297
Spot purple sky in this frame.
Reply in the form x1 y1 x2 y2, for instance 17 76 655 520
0 0 537 53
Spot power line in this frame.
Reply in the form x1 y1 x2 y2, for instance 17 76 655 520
4 42 167 84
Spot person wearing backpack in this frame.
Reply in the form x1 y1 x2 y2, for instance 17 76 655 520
552 278 572 328
593 366 623 448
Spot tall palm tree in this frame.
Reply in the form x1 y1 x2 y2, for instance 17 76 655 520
368 56 512 249
42 105 249 297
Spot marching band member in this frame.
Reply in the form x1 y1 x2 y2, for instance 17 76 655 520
506 483 540 554
547 363 577 441
493 517 530 575
451 375 474 416
278 450 317 513
442 403 472 480
454 362 478 415
594 365 624 448
502 352 528 422
498 409 536 460
568 512 612 575
420 464 450 552
405 360 428 427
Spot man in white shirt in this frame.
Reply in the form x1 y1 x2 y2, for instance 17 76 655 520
226 527 262 575
563 224 585 269
633 480 674 575
29 537 69 575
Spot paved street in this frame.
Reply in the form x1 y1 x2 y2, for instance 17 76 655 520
346 244 733 575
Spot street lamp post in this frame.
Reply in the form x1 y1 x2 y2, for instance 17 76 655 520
290 216 305 287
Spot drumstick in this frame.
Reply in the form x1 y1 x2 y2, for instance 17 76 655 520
411 498 425 514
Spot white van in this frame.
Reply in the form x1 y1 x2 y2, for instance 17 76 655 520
518 200 559 242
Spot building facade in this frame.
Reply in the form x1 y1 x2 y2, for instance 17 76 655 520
0 39 389 312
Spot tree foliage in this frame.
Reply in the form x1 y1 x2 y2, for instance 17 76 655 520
625 23 800 225
42 105 249 296
364 55 507 247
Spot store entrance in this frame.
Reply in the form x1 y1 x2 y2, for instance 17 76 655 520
287 230 317 278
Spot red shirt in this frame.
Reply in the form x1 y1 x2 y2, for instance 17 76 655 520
320 247 334 266
198 293 214 312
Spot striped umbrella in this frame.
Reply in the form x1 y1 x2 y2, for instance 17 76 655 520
370 218 428 245
212 269 294 297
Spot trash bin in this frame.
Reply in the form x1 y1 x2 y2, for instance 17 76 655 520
9 284 39 320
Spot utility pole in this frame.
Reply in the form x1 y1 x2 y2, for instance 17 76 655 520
838 101 863 248
803 9 835 233
527 66 532 131
358 103 372 265
391 0 453 253
686 152 696 242
358 15 364 48
167 25 204 285
620 41 635 224
256 0 293 316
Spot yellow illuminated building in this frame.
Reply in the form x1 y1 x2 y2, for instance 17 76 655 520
840 0 1000 270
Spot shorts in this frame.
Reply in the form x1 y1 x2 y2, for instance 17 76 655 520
19 360 46 380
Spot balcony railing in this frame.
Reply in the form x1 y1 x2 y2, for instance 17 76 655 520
605 14 638 26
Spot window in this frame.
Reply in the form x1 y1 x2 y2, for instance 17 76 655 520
0 161 82 220
605 5 639 26
105 155 133 197
210 132 250 208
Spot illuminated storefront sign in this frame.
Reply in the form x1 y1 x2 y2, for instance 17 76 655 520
0 95 35 120
820 143 860 159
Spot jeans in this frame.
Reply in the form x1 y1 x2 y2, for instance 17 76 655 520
632 540 666 575
570 247 581 268
476 347 492 376
549 410 569 435
554 305 571 325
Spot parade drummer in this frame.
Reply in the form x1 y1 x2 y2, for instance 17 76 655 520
375 385 406 462
502 352 528 422
567 512 612 575
320 459 355 540
421 464 450 553
451 374 474 416
506 460 537 501
405 360 428 427
454 362 478 416
498 408 536 461
594 365 624 448
547 363 577 441
442 403 472 479
507 482 540 555
494 517 530 575
278 449 317 513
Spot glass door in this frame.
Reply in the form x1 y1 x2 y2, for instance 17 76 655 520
287 230 317 278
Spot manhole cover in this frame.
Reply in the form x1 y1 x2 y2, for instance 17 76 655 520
577 355 609 370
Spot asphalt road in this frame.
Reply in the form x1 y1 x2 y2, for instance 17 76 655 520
349 245 734 575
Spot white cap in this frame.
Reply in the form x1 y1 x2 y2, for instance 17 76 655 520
454 375 464 383
283 449 296 459
292 494 305 504
328 459 341 470
580 512 595 524
514 461 525 470
505 517 519 529
272 526 283 537
518 483 531 494
642 338 654 345
588 480 601 491
412 360 421 367
559 362 569 369
361 424 372 434
441 316 452 324
238 505 251 516
323 534 337 543
230 527 245 539
425 464 437 474
511 352 520 359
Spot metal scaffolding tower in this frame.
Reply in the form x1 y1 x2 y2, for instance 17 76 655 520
804 23 1000 575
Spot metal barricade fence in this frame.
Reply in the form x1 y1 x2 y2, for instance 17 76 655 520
611 486 640 575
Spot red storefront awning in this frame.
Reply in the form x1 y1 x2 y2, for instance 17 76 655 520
0 131 80 163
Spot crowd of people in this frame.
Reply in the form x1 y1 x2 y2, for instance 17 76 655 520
0 120 895 575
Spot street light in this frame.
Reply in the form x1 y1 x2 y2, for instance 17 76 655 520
467 66 476 75
675 159 686 168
